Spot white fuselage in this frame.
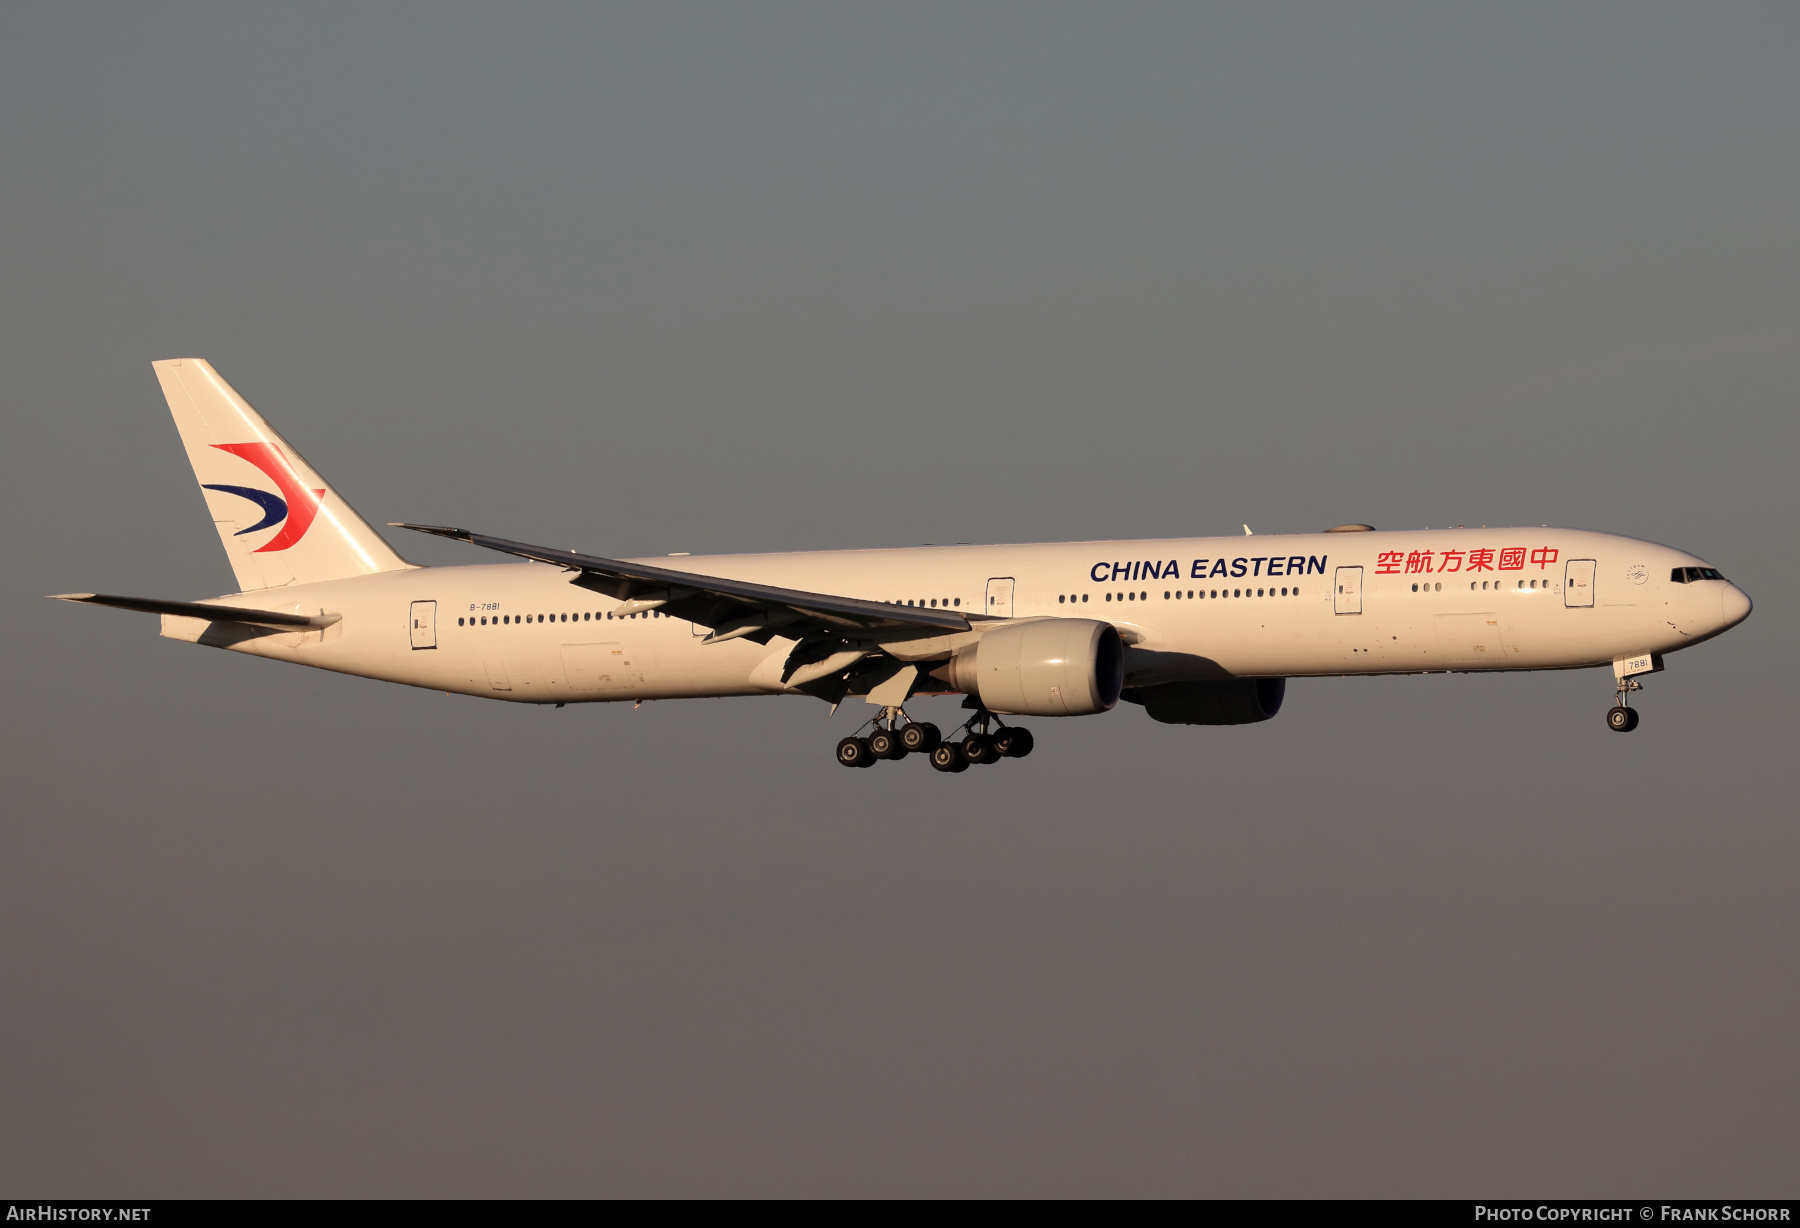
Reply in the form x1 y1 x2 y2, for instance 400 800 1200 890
161 527 1750 708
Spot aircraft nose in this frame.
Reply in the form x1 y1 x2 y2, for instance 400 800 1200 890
1720 584 1752 628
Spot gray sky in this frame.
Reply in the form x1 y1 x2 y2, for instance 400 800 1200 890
2 3 1796 1196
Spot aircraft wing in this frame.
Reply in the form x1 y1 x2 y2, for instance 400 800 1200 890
391 524 972 646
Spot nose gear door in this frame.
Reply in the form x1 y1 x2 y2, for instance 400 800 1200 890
409 600 437 649
1333 566 1363 614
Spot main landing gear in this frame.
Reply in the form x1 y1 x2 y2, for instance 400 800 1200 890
835 706 1035 772
1606 676 1643 733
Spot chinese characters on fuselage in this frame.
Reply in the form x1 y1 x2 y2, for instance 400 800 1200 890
1376 547 1559 576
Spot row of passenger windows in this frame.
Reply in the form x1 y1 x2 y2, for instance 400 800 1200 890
890 598 960 607
1409 580 1556 592
1061 587 1302 603
458 610 670 626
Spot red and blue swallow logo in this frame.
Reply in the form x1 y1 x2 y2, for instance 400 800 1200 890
201 442 325 552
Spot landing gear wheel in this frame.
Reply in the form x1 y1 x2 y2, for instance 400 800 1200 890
929 742 969 773
1624 708 1640 731
962 733 1000 765
900 722 941 753
868 728 906 760
837 736 875 767
1606 706 1638 733
993 727 1034 758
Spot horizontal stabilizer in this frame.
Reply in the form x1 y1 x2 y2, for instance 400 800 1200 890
49 593 341 631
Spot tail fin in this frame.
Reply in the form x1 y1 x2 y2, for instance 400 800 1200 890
153 358 413 590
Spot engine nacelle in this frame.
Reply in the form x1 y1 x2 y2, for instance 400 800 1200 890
1131 678 1286 725
936 619 1124 716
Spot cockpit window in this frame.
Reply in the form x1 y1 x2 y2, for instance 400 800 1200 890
1672 566 1728 583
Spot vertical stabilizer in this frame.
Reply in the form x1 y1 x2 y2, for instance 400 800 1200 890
152 358 412 590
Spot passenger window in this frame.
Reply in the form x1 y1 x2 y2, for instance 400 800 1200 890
1080 594 1087 603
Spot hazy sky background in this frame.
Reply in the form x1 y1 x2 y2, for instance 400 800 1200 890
2 3 1796 1196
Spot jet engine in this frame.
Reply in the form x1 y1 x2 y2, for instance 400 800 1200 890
1129 678 1286 725
934 618 1124 716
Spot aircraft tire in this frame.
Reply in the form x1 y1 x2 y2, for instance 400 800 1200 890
1606 706 1633 732
868 729 906 760
837 736 875 767
994 727 1034 758
963 734 1000 765
1624 708 1640 732
900 722 941 753
929 742 967 773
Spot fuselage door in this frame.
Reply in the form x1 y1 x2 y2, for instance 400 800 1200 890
409 600 437 649
986 577 1015 618
1565 559 1596 608
1334 566 1363 614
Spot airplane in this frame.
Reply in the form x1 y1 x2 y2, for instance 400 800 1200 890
53 359 1753 771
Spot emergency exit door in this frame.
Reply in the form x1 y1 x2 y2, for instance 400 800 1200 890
409 600 437 649
1333 566 1363 614
1565 559 1595 607
986 577 1015 618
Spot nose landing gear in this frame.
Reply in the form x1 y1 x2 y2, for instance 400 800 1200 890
1606 677 1643 733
